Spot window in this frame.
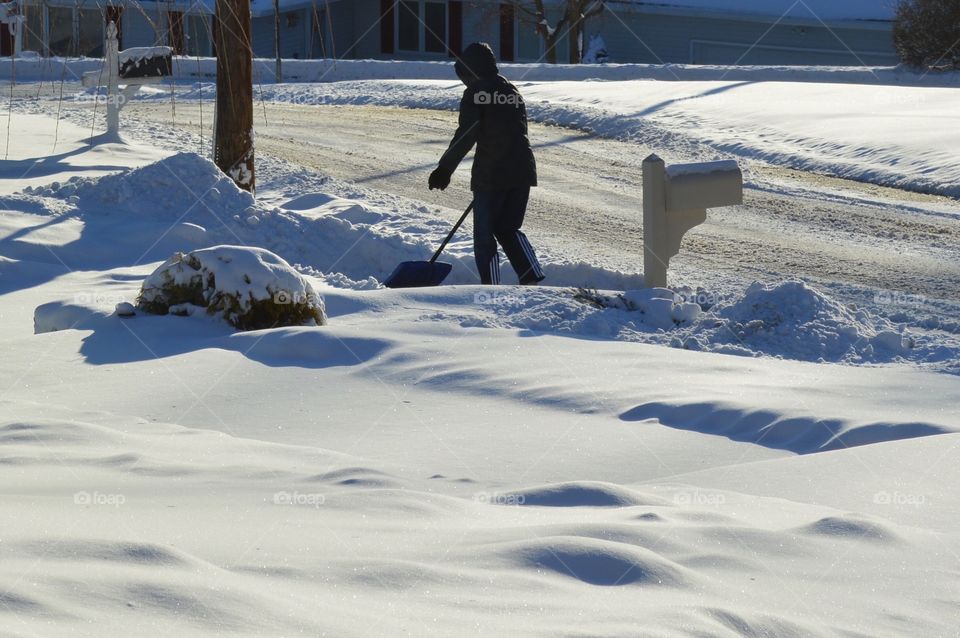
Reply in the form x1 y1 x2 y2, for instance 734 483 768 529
77 8 104 57
517 15 543 61
423 2 446 53
398 1 418 51
397 0 447 54
47 7 73 56
42 4 106 57
184 15 211 56
23 3 44 54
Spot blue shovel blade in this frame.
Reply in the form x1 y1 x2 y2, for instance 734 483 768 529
383 261 453 288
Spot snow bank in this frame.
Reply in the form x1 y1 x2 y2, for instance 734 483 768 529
452 281 957 372
17 152 650 290
33 301 104 334
702 281 914 361
9 152 957 372
7 56 960 88
23 151 255 219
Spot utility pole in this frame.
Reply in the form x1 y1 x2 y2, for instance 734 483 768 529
274 0 282 82
214 0 255 192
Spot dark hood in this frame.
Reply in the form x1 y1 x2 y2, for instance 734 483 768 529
454 42 499 82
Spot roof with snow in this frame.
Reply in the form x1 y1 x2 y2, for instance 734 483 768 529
120 0 320 18
629 0 896 22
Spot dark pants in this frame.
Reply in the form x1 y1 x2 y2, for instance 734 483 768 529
473 186 544 285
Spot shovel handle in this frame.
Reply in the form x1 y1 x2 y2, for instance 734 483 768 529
429 201 475 264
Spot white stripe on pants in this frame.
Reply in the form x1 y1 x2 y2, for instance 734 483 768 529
516 232 544 279
490 253 500 284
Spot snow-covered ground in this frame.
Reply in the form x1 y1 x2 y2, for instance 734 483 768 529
8 57 960 196
205 78 959 199
1 96 959 637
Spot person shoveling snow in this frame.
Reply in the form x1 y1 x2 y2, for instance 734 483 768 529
429 42 545 286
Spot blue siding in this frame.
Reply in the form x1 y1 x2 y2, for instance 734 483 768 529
118 7 160 48
586 9 896 65
351 0 380 58
252 10 308 59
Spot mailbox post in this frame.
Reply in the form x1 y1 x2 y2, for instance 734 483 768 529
82 23 171 138
0 0 23 57
105 22 120 134
642 154 743 288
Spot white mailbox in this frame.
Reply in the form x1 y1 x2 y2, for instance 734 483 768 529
642 155 742 288
81 22 170 138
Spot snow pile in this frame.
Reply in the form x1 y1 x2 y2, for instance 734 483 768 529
447 280 957 371
138 246 326 330
699 281 913 362
14 153 652 290
23 151 255 220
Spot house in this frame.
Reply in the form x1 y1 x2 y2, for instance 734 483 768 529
323 0 899 66
8 0 554 63
595 0 899 66
15 0 328 60
9 0 899 67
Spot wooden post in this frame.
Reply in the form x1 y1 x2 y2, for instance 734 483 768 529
214 0 255 193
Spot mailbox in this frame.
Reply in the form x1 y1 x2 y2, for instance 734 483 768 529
642 155 742 289
118 46 173 80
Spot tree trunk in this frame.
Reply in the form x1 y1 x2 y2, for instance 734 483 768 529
567 18 581 64
214 0 255 193
544 31 559 64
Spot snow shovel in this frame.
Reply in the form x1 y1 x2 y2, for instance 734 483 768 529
383 201 474 288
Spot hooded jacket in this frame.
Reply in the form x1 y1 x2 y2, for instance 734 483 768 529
438 43 538 191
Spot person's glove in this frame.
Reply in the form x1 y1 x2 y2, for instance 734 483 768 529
429 166 452 191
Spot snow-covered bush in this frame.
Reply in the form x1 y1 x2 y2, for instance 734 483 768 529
583 35 610 64
138 246 326 330
894 0 960 69
573 287 701 329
